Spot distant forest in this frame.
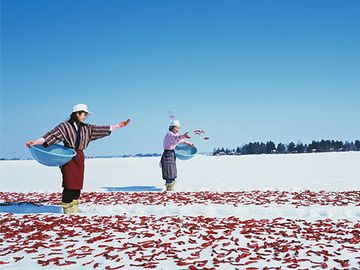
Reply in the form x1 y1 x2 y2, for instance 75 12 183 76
213 140 360 156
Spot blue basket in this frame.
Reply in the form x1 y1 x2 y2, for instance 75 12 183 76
175 143 197 161
30 144 76 167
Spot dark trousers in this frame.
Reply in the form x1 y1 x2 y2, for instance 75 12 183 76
165 178 175 184
62 188 80 203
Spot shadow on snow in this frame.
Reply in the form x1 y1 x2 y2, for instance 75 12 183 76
0 202 61 214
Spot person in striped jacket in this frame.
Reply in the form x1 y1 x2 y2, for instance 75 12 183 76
26 104 130 214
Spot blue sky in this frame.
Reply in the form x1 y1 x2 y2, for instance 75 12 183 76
1 0 359 158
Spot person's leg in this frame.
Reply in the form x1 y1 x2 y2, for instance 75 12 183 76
165 178 176 191
71 190 81 213
61 189 80 213
62 188 75 203
75 190 80 199
61 189 73 213
165 179 174 184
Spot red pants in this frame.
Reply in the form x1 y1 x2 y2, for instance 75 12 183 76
60 149 85 190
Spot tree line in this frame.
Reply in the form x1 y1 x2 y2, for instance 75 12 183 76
212 140 360 156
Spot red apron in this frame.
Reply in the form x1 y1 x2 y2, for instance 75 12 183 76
60 149 85 190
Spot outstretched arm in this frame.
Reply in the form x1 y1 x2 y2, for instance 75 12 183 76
174 132 194 146
89 119 130 142
178 132 195 147
26 123 65 148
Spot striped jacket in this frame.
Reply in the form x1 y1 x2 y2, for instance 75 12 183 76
43 122 111 150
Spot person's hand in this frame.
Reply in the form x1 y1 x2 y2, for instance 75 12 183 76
25 141 35 148
182 132 191 139
119 118 131 128
111 119 131 131
185 141 195 148
25 138 45 148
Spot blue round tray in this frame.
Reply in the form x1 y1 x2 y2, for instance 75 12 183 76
30 144 76 167
175 143 197 161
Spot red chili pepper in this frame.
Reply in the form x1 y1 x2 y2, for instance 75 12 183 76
105 265 125 270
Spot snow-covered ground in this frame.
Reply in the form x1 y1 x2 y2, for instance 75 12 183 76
1 152 359 192
1 152 359 269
